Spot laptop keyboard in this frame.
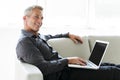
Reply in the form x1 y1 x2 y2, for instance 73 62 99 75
86 61 93 67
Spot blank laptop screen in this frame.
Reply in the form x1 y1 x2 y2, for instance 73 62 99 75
89 41 107 66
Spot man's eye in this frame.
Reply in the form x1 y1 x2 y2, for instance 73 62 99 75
34 16 43 19
41 17 43 20
34 16 39 19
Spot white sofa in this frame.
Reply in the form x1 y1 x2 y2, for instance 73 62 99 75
15 36 120 80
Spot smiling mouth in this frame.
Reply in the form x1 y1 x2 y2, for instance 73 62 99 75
36 23 40 26
35 23 40 27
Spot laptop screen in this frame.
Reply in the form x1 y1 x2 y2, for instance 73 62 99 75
89 41 108 66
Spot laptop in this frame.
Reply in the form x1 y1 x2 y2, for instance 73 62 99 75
68 40 109 69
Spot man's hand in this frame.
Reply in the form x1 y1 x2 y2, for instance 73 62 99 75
67 57 86 66
68 33 83 44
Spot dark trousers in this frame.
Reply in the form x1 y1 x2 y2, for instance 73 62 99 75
60 63 120 80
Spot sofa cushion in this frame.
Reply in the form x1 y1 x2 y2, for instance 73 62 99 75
47 36 91 60
89 36 120 64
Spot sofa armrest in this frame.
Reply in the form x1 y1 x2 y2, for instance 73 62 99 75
15 60 43 80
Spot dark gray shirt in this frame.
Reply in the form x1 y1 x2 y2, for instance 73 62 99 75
16 30 69 75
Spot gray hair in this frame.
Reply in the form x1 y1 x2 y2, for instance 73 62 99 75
24 5 43 16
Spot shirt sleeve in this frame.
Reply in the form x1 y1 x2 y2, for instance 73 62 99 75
44 32 69 41
16 37 68 75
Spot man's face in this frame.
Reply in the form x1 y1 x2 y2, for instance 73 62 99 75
24 8 43 33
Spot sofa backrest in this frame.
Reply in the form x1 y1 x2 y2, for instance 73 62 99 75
48 36 120 64
47 36 91 60
89 36 120 64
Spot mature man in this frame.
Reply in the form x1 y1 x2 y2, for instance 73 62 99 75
16 5 120 80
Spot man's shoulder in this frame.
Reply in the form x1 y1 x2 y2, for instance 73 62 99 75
18 35 31 43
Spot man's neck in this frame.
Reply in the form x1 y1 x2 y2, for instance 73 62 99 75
24 28 39 36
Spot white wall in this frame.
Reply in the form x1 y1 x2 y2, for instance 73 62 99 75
41 0 120 35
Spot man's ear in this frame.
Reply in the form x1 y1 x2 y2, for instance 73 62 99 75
23 16 26 20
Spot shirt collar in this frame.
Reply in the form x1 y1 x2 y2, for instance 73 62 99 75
21 29 40 38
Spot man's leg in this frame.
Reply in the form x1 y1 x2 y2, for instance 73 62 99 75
68 65 120 80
